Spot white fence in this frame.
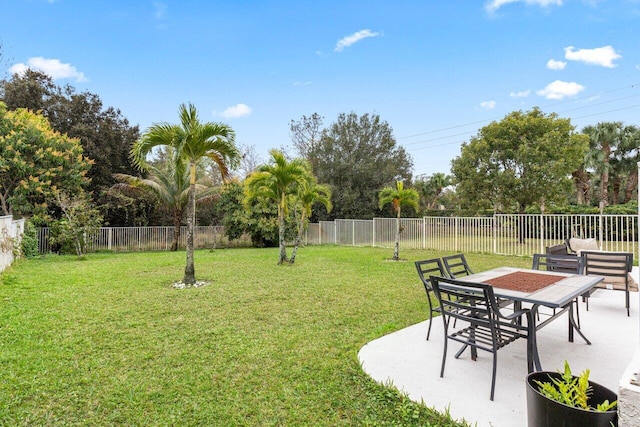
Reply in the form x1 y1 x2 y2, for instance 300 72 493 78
34 214 639 259
36 226 250 254
307 214 638 260
1 216 25 272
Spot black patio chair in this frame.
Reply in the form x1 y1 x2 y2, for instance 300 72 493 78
582 251 634 316
532 253 584 274
415 258 449 340
532 253 585 326
430 275 534 401
442 253 474 278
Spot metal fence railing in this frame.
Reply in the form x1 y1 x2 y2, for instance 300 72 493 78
34 214 639 260
36 226 251 254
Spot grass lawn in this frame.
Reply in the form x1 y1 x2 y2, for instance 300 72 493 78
0 246 531 426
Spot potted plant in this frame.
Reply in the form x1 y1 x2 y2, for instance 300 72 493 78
526 361 618 427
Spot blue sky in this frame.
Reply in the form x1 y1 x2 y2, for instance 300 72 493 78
2 0 640 177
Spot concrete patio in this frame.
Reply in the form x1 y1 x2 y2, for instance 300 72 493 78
359 269 640 426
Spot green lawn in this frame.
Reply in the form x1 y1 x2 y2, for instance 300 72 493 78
0 246 530 426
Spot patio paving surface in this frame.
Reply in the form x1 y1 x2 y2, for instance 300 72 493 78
358 268 640 427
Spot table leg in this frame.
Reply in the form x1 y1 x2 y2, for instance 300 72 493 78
568 301 591 345
529 306 542 372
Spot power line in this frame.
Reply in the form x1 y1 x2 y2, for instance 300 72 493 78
397 81 640 143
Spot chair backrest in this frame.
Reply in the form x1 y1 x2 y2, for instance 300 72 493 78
532 253 584 274
545 244 569 256
430 275 498 324
442 254 474 278
582 251 632 277
415 258 447 294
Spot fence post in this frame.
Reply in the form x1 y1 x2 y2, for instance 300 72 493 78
455 216 459 251
493 214 497 255
108 228 112 251
352 219 355 246
539 213 545 254
334 221 337 245
372 218 376 247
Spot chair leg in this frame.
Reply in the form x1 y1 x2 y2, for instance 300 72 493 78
426 297 434 340
440 329 448 378
490 352 497 401
426 315 433 340
626 289 630 317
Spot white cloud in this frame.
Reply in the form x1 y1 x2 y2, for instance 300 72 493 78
485 0 562 12
153 1 167 19
218 103 252 119
510 89 531 98
480 100 497 110
564 45 621 68
546 59 567 70
536 80 585 99
293 81 312 86
334 29 381 52
9 57 87 82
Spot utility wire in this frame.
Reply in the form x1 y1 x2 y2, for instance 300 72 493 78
397 82 640 143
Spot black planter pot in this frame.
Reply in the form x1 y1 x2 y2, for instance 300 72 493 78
526 371 618 427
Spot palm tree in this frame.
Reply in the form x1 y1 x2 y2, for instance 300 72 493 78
112 149 218 251
244 149 310 265
131 103 239 284
289 176 332 264
378 180 419 261
583 122 623 212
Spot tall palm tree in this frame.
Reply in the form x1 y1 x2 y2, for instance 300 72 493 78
378 180 419 261
131 103 239 284
583 122 623 212
289 176 332 264
112 149 218 251
244 149 310 265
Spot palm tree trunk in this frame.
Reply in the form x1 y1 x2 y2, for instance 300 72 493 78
277 196 288 265
183 165 197 284
171 210 181 252
393 211 400 261
624 171 637 203
289 213 306 265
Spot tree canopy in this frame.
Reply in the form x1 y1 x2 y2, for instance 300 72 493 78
451 107 588 214
0 70 141 225
290 112 413 220
0 102 92 216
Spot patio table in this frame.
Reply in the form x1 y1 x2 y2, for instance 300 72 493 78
460 267 603 371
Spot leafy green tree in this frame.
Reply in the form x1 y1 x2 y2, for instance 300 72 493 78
1 70 141 226
378 180 419 261
0 102 92 216
289 176 332 264
131 103 239 284
451 108 588 242
290 112 413 220
244 149 310 264
48 190 103 256
216 180 284 247
415 172 452 210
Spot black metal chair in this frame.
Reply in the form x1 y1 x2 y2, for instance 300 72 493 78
442 253 474 278
582 251 634 316
430 275 534 401
532 253 585 326
415 258 448 340
532 253 584 274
